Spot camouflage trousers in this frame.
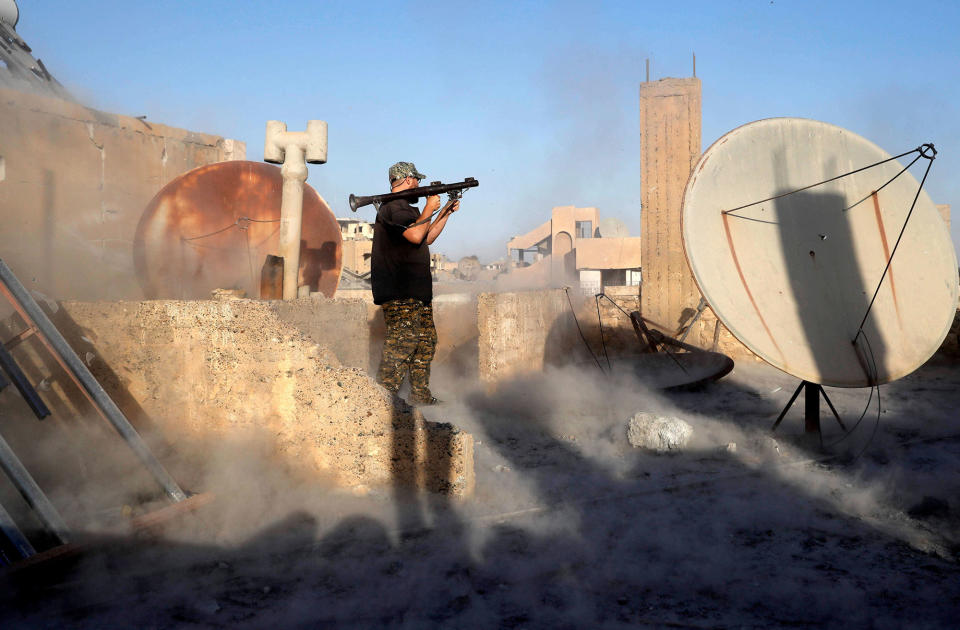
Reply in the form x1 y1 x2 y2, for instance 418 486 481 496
376 298 437 402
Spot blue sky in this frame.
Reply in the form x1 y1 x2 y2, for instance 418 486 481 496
17 0 960 262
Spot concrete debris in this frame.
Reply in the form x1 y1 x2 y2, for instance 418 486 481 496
211 288 247 300
725 442 737 453
627 412 693 453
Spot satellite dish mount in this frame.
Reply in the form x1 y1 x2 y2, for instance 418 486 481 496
771 381 847 440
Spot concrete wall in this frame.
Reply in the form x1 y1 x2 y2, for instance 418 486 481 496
271 295 369 370
477 289 581 385
575 237 642 270
325 289 479 380
0 88 244 301
36 299 474 496
639 77 702 334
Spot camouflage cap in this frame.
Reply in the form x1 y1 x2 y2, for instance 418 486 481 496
388 161 426 183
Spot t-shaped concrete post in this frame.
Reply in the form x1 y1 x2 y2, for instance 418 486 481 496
264 120 328 299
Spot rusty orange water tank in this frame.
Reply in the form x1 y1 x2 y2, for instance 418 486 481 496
134 161 342 299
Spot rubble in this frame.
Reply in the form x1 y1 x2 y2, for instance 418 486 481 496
626 412 693 453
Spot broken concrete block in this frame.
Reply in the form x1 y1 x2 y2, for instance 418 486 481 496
48 299 474 496
627 412 693 453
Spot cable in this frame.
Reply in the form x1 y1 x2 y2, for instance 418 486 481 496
564 287 605 374
721 146 924 215
855 148 936 333
594 294 612 371
595 292 689 374
597 292 633 319
848 331 883 462
841 152 924 212
820 383 874 449
181 216 281 243
181 222 236 242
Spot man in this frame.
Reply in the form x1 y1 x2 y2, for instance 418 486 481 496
372 161 459 405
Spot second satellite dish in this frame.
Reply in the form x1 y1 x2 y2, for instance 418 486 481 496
682 118 957 387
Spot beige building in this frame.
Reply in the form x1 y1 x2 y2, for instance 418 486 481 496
506 205 642 291
431 252 454 275
337 218 374 284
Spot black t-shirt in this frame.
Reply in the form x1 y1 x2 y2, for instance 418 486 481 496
371 199 432 305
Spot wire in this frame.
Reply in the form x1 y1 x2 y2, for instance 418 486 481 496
181 223 236 242
841 152 924 212
594 294 612 371
848 331 883 462
821 329 883 458
596 292 689 375
181 216 281 242
597 292 633 319
855 149 936 333
564 287 605 374
820 383 874 448
720 146 923 215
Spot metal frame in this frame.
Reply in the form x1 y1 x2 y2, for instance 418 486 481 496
771 380 847 439
0 259 186 502
0 258 208 565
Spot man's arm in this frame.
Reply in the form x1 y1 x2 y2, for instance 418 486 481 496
402 195 441 244
424 199 460 245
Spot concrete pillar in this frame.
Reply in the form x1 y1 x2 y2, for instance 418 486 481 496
639 77 702 333
264 120 328 300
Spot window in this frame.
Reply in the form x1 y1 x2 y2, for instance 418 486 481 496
576 221 593 239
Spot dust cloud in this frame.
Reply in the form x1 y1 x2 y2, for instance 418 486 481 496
2 328 960 627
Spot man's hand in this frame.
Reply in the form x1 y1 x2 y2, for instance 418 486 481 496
437 199 460 220
425 195 441 213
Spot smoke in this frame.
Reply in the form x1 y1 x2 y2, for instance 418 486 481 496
3 323 958 627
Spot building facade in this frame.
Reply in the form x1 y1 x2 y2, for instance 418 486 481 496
506 205 641 292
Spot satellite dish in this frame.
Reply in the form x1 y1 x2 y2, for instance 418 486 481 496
598 217 630 238
682 118 957 387
134 161 342 299
0 1 18 28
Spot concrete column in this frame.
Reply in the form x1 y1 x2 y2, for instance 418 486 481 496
264 120 328 300
639 77 702 333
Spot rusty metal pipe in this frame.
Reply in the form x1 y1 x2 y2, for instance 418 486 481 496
0 499 36 561
0 429 69 544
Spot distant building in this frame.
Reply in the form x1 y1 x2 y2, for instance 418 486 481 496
337 218 373 288
431 252 454 275
506 205 642 292
338 217 374 241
